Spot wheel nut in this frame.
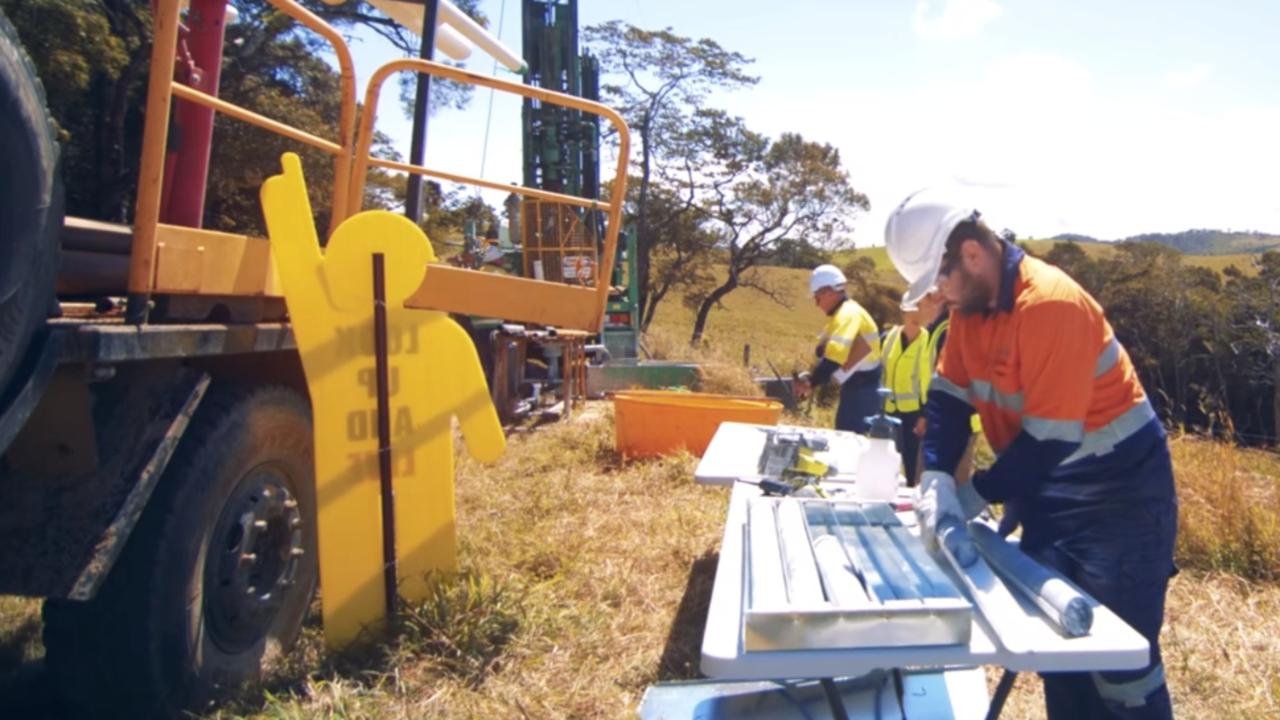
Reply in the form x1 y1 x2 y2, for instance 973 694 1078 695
283 499 298 509
240 552 257 563
290 548 305 557
253 520 268 530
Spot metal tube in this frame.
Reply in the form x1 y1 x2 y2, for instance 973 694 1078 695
970 523 1093 637
367 156 600 208
404 0 439 225
127 0 184 322
165 0 230 228
373 253 398 623
170 84 343 154
262 0 357 231
348 57 629 295
811 534 871 607
775 499 825 607
746 499 787 611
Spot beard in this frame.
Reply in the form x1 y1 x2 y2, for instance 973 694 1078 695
953 265 997 316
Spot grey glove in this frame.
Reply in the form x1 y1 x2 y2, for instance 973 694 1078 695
917 471 978 566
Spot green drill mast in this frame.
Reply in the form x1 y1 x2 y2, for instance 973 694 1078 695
521 0 637 358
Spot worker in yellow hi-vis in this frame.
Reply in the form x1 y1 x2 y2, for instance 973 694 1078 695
260 153 505 648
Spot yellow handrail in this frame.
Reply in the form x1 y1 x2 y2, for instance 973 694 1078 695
170 84 345 155
265 0 358 233
130 0 357 304
366 156 601 210
350 57 631 323
128 0 183 298
128 1 632 333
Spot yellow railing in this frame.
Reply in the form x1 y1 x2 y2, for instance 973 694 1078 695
128 0 630 333
351 57 629 329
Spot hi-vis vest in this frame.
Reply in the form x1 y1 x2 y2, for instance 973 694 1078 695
933 253 1147 458
818 298 881 383
881 325 931 413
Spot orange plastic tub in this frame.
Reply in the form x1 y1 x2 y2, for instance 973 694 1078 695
612 390 783 459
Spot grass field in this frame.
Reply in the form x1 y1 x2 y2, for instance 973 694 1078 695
1 258 1279 718
4 410 1277 719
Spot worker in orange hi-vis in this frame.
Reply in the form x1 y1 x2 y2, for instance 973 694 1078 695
885 188 1177 720
260 153 505 648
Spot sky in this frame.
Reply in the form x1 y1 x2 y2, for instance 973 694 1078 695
342 0 1280 245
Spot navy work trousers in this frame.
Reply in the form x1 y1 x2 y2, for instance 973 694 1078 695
834 373 879 434
889 409 921 484
1025 465 1178 719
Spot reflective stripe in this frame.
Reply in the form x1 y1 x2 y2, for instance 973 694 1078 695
909 335 923 408
827 335 854 348
929 374 970 403
1060 399 1157 465
1091 664 1166 708
834 361 881 385
1023 415 1085 443
969 379 1024 413
1095 338 1121 378
859 331 879 346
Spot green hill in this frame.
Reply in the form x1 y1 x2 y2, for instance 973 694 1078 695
1054 229 1280 255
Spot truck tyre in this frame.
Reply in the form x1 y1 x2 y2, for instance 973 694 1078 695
0 9 62 396
43 385 318 718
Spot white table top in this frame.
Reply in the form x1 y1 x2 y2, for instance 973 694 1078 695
697 422 1151 680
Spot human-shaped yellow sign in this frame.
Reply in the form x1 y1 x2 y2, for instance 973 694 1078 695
260 153 505 648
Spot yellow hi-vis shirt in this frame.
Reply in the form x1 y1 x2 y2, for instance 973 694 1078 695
818 298 881 383
881 324 931 413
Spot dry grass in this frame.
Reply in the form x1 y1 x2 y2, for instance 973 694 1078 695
0 596 42 700
696 363 763 397
988 571 1280 719
212 406 728 719
1171 434 1280 580
645 266 821 375
2 409 1280 718
3 259 1280 718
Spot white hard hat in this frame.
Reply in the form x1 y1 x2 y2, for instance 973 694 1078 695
884 188 979 310
809 264 847 294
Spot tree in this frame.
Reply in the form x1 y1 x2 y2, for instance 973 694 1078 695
687 131 869 345
632 108 748 330
638 181 718 331
3 0 417 233
584 20 757 324
841 254 902 327
288 0 485 117
2 0 149 220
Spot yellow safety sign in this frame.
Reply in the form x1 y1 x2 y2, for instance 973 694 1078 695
261 153 505 648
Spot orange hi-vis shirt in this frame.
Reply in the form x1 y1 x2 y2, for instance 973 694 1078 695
931 248 1150 460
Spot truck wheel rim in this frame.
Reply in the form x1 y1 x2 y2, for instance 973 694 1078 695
205 465 305 654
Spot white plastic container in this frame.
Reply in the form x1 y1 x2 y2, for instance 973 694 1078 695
855 436 901 501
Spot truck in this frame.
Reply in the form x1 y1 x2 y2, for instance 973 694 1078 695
0 0 629 715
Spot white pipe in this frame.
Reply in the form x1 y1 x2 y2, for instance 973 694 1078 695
434 24 471 62
368 0 526 72
437 0 525 72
